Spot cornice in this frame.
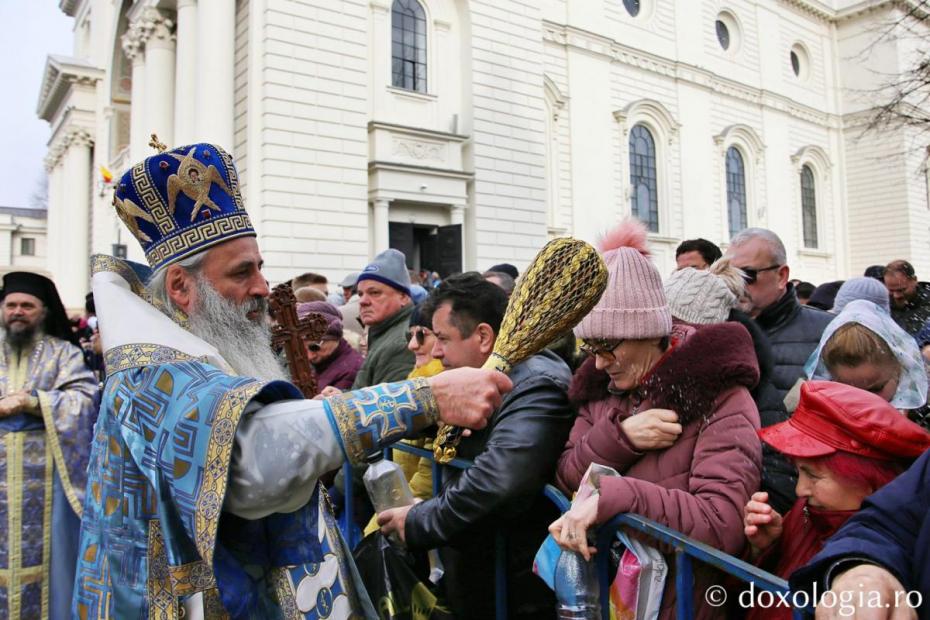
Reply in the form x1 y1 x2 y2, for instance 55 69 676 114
36 55 104 122
542 21 841 128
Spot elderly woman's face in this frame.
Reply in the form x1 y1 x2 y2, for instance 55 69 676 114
590 338 665 392
306 338 340 365
829 362 900 403
794 457 871 512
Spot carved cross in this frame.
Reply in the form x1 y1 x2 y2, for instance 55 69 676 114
268 282 328 398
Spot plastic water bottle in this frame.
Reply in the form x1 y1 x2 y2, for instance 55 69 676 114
362 453 415 514
362 452 445 583
554 550 601 619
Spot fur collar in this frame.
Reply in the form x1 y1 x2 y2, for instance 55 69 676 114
569 322 760 425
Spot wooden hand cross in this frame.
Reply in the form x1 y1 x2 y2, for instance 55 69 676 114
268 282 328 398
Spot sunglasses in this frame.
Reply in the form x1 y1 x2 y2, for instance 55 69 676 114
306 338 335 352
408 327 431 346
579 338 624 363
741 264 781 285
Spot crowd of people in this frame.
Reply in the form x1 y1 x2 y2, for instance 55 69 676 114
0 139 928 620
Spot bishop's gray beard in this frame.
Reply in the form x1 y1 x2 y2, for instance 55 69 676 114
187 277 287 382
2 319 41 350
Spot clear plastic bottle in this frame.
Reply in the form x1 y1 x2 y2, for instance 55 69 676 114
362 453 415 513
554 550 601 619
362 452 444 583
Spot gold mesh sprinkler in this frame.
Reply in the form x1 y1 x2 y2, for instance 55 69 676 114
433 237 608 464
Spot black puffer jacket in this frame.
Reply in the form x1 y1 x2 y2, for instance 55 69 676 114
405 350 573 620
752 285 833 513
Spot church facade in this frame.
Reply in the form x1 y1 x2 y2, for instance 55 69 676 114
38 0 930 307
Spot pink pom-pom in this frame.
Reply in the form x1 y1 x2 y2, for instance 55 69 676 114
598 218 650 256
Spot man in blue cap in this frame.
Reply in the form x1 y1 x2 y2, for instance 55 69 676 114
351 249 416 389
73 141 509 619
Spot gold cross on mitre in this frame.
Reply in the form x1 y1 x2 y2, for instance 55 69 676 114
148 134 168 153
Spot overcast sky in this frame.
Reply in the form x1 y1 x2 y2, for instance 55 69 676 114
0 2 74 209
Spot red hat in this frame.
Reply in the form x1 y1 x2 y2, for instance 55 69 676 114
759 381 930 462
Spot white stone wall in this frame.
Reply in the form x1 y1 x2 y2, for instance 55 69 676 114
38 0 930 291
257 0 371 284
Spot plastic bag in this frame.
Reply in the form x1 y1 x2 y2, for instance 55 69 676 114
609 530 667 620
352 532 453 620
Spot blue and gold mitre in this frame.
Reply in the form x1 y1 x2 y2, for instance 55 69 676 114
112 141 255 271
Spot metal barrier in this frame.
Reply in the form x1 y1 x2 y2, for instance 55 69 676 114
337 445 806 620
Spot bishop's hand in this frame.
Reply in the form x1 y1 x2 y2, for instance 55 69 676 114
428 368 512 430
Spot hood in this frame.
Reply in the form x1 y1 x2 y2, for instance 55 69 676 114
569 321 760 425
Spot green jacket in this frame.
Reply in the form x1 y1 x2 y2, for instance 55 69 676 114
351 303 415 389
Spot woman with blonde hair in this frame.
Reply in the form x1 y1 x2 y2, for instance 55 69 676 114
805 299 929 428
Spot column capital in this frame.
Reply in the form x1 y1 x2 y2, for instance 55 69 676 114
136 8 176 49
121 26 145 61
65 127 95 149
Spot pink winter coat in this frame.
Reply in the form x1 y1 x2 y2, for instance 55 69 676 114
556 322 763 620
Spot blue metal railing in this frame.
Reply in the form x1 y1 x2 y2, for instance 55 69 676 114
338 445 806 620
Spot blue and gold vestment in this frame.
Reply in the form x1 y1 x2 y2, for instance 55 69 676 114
74 257 440 619
0 336 100 619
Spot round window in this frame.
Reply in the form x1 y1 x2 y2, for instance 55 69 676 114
623 0 641 17
716 20 730 50
790 51 800 76
790 43 810 80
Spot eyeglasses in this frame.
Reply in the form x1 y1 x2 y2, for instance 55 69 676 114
580 338 624 363
741 264 781 285
408 327 431 346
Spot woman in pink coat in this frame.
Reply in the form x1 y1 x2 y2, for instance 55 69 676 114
549 220 763 619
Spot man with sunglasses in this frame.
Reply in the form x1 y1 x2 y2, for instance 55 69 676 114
726 228 832 513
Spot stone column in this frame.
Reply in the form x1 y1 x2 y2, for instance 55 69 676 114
62 131 93 309
43 150 64 287
450 204 466 271
122 28 147 162
174 0 197 144
196 0 235 148
139 9 176 146
373 199 391 255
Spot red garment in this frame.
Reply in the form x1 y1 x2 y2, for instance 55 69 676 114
557 322 762 620
744 499 853 620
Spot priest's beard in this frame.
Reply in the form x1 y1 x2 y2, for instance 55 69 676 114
3 316 43 350
186 276 286 382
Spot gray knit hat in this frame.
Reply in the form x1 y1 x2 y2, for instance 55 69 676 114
357 249 411 296
664 267 738 325
832 277 891 314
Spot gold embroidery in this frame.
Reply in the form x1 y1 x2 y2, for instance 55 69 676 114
202 588 229 619
165 147 232 220
103 344 198 376
144 214 254 268
193 382 263 564
40 437 53 619
114 196 155 243
269 568 302 620
131 160 175 235
37 390 83 516
147 521 178 620
8 432 22 620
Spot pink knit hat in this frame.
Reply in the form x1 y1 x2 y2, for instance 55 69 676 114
575 219 672 341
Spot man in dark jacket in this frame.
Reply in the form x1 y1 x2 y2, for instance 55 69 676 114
726 228 833 513
377 272 572 620
885 259 930 337
350 248 416 388
789 449 929 619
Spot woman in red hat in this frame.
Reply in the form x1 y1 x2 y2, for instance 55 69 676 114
741 380 930 619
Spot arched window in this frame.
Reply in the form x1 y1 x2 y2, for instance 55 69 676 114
801 164 818 248
726 146 747 237
392 0 427 93
629 124 658 232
